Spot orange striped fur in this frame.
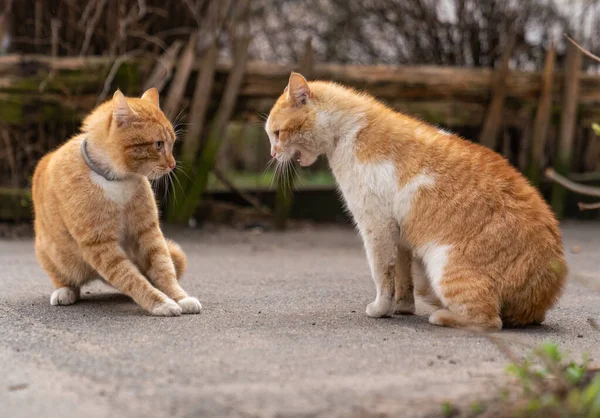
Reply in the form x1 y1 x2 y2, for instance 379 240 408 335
32 89 201 316
265 73 567 330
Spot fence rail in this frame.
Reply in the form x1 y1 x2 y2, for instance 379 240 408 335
2 53 600 222
2 54 600 126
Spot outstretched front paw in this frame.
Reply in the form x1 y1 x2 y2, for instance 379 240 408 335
177 296 202 314
151 299 182 316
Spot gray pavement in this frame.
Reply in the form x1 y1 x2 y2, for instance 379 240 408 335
1 221 600 418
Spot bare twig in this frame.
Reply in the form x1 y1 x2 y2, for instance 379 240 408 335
578 202 600 211
79 0 107 56
143 40 183 92
96 49 144 105
79 0 97 27
545 168 600 198
565 34 600 64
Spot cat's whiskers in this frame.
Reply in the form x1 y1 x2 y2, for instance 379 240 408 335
270 159 281 190
263 157 276 179
170 169 186 199
289 158 302 188
174 162 192 181
171 106 188 131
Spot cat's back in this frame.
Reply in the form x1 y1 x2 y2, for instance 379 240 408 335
32 137 82 200
427 131 556 221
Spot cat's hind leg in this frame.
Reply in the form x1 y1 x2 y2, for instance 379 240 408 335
430 271 502 331
393 245 415 315
36 245 80 306
166 239 187 280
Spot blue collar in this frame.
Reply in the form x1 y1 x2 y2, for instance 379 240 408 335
80 139 122 181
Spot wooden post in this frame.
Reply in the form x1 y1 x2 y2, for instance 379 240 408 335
173 34 251 223
180 41 218 164
551 42 582 217
479 35 516 150
274 37 314 230
34 0 42 53
163 32 198 121
584 127 600 172
527 44 556 186
50 19 60 58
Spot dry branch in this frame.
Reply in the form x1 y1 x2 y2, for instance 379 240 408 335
181 41 218 162
163 32 198 121
545 168 600 212
143 40 183 92
546 168 600 198
565 34 600 64
528 44 556 185
479 34 516 150
578 202 600 211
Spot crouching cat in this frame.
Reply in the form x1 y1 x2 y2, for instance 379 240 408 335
32 88 201 316
265 73 567 330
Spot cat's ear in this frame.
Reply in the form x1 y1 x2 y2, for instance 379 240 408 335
287 72 310 106
112 89 134 127
141 88 160 107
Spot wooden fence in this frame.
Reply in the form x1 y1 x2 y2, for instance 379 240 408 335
1 45 600 221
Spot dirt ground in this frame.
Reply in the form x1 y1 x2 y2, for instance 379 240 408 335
1 221 600 417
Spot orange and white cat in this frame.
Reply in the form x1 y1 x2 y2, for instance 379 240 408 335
32 88 201 316
265 73 567 330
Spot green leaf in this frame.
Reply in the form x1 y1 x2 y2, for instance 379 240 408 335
441 401 455 417
592 123 600 136
539 342 562 363
566 364 585 385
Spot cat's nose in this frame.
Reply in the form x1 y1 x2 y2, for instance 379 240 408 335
168 160 176 169
271 145 278 158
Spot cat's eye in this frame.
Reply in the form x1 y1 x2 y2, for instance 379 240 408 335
274 130 280 139
154 141 164 151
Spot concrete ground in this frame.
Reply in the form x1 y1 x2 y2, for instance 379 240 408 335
1 221 600 418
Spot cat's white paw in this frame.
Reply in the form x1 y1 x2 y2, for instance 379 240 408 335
366 297 393 318
50 287 79 306
177 296 202 314
151 299 182 317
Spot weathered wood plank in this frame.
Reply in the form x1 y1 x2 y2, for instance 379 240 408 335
2 54 600 126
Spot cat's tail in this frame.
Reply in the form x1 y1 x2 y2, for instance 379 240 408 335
166 239 187 280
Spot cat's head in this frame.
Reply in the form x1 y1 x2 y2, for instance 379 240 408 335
83 88 177 180
265 72 322 167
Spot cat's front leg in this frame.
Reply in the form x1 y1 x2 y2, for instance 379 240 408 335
358 219 399 318
80 240 181 316
134 224 201 314
394 245 415 315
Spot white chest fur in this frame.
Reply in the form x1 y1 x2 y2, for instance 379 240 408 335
330 146 434 228
90 172 140 205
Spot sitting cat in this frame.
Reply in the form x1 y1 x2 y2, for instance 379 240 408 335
32 88 201 316
265 72 567 330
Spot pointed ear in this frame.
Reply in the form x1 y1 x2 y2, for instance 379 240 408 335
287 72 310 106
141 87 160 107
112 89 134 127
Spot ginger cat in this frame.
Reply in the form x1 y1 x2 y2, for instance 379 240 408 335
265 73 567 330
32 88 201 316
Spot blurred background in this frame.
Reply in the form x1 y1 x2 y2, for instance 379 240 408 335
2 0 600 232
